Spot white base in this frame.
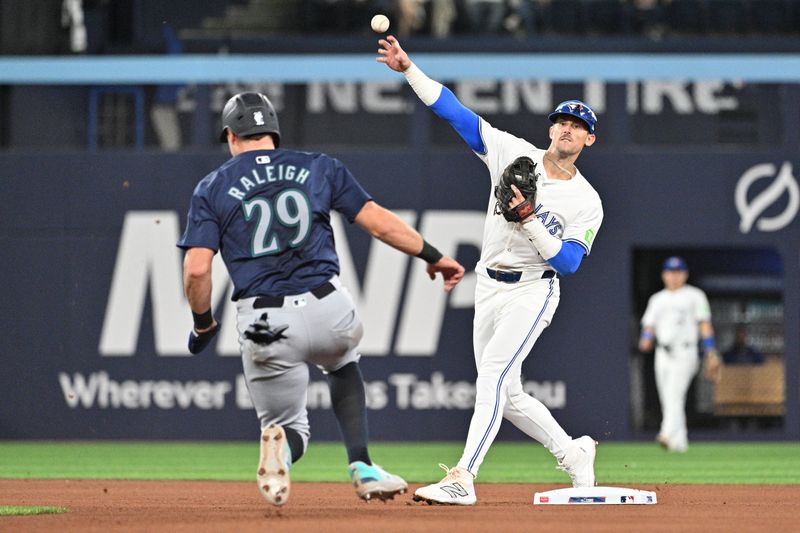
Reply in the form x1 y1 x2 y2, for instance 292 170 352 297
533 486 657 505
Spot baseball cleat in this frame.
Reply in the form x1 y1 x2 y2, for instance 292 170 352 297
412 464 476 506
557 436 597 488
668 440 688 453
257 424 292 506
656 433 688 452
348 461 408 502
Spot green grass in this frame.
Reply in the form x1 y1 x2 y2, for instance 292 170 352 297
0 441 798 484
0 506 67 516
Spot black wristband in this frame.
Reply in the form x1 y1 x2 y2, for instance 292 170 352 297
192 309 214 330
416 240 443 264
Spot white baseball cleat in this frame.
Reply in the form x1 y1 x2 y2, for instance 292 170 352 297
557 436 597 488
413 464 477 506
656 433 688 452
257 424 292 506
668 440 688 453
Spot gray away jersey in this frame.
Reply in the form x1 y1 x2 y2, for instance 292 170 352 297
177 149 371 299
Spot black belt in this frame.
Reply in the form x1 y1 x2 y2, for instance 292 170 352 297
486 268 558 283
253 281 336 309
658 342 692 353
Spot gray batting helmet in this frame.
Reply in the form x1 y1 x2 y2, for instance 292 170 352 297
219 92 281 146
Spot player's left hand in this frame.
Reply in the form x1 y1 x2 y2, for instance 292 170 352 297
703 349 721 382
426 256 465 292
508 184 526 209
187 320 220 354
494 157 537 222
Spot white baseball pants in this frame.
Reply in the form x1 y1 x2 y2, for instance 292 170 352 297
654 346 699 451
457 270 573 476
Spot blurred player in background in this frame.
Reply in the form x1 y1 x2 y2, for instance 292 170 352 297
722 323 765 365
378 36 602 505
639 256 721 452
177 92 465 506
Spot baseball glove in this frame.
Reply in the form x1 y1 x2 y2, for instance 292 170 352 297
187 322 220 354
244 313 288 345
494 156 539 222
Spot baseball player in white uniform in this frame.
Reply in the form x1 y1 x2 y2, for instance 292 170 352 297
639 256 721 452
378 36 603 505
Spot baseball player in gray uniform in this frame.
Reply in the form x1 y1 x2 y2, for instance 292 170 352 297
378 36 602 505
639 256 721 452
178 92 465 506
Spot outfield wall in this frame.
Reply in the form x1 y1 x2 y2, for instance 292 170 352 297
0 148 797 441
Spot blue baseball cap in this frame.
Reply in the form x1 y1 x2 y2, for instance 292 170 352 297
549 100 597 134
663 256 688 271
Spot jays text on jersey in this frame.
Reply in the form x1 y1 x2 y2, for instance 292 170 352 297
476 118 603 273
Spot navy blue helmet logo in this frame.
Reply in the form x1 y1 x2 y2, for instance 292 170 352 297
548 99 597 133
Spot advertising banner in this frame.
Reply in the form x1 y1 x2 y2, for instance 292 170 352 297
0 149 797 440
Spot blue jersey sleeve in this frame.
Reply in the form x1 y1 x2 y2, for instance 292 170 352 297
329 158 372 222
177 178 220 250
547 240 585 276
430 87 486 154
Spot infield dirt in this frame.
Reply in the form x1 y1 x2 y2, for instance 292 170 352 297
1 480 797 532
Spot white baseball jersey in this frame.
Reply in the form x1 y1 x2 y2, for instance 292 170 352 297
455 118 604 476
476 119 603 271
641 285 711 348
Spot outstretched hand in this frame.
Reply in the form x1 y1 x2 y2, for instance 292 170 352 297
377 35 412 72
426 256 465 292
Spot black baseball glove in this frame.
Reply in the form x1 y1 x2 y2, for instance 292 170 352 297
244 313 288 345
494 156 539 222
187 322 220 354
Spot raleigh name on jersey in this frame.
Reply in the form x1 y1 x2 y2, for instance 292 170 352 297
177 149 371 300
476 119 604 272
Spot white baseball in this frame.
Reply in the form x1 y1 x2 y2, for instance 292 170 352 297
371 14 390 33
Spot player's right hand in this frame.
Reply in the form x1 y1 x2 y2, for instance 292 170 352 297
377 36 412 72
188 320 220 354
703 349 722 383
426 256 465 292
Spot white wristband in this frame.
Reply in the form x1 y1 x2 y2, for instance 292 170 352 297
403 63 443 106
521 218 562 260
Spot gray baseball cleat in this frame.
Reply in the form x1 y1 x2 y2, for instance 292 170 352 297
257 424 292 506
347 461 408 502
557 435 597 488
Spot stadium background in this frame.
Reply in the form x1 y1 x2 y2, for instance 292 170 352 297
0 0 797 445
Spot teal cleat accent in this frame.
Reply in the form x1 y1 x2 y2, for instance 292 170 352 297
347 461 408 502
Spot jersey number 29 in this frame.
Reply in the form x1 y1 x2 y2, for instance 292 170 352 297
243 189 311 256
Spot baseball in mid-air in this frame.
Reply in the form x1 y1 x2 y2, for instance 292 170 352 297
371 14 390 33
